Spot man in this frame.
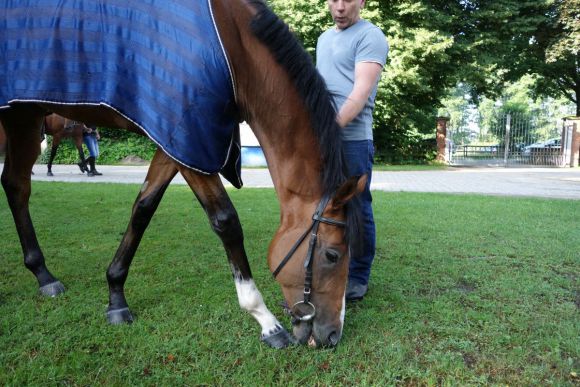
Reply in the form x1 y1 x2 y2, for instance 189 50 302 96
317 0 388 301
82 124 103 176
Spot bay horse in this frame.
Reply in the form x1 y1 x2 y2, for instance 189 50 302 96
0 0 365 348
43 114 89 176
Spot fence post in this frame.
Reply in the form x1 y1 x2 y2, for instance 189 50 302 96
436 117 449 163
566 117 580 167
503 113 511 167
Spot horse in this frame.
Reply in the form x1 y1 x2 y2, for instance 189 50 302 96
0 0 365 348
0 121 5 156
43 114 89 176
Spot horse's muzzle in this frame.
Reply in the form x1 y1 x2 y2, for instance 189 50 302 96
292 320 342 348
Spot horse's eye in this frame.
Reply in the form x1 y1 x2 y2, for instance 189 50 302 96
325 250 339 263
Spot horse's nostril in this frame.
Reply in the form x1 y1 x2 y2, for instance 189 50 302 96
328 331 339 347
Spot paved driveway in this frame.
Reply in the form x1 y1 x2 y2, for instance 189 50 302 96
371 168 580 200
4 163 580 200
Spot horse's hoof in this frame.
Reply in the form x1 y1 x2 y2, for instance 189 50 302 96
106 307 134 325
39 281 66 297
46 171 54 177
261 325 296 349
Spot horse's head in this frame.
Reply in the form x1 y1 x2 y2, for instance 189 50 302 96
268 175 366 348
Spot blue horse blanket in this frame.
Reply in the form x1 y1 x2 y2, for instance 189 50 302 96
0 0 242 187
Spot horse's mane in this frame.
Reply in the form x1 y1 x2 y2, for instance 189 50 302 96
248 1 344 194
248 1 362 252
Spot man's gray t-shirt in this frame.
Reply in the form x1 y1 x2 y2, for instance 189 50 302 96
316 20 388 141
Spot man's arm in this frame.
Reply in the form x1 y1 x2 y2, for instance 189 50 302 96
336 62 383 128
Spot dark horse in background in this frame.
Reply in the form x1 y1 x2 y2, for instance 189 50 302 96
0 0 365 348
43 114 89 176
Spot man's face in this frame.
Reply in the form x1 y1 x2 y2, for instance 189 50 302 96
327 0 364 30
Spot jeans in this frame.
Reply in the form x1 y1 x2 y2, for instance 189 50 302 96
342 140 375 286
83 134 99 158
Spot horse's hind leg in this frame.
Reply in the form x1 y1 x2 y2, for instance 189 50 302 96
178 167 293 348
0 106 65 296
106 149 178 324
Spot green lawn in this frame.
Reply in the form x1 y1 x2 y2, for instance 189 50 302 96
1 182 578 385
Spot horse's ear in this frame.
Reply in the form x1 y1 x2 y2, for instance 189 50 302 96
331 174 367 211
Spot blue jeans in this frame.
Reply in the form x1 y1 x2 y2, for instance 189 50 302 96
342 140 375 286
83 134 99 158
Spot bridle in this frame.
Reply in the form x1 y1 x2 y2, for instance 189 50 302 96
272 194 346 325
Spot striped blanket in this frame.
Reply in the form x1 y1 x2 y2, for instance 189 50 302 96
0 0 241 187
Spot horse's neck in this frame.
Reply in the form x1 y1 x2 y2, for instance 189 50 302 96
246 105 322 202
215 0 324 205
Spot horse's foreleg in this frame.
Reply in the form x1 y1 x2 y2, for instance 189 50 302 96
179 169 293 348
0 108 66 296
74 136 88 173
105 149 178 324
46 140 59 176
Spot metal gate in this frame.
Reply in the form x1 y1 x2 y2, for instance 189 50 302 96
447 112 573 167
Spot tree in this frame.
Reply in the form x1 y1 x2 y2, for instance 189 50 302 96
268 0 459 161
456 0 580 115
546 0 580 62
266 0 579 161
531 0 580 115
373 1 457 161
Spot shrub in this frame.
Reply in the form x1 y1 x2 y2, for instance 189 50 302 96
39 128 156 165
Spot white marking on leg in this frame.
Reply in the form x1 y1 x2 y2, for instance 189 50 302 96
234 279 281 336
340 293 346 328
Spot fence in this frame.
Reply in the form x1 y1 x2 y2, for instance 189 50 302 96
446 112 574 167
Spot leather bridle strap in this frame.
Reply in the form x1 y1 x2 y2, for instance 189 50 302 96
272 195 346 306
302 212 321 303
271 223 314 279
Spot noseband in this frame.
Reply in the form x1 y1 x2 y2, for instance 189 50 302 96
272 194 346 324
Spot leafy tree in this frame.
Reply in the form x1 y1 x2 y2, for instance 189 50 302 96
455 0 580 115
266 0 580 162
373 1 456 161
439 83 480 145
531 0 580 115
268 0 457 162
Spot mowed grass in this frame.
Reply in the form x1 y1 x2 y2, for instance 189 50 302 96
1 182 578 385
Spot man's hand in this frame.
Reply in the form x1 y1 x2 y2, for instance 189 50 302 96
336 61 383 128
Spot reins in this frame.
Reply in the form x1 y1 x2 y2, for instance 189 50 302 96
272 194 346 324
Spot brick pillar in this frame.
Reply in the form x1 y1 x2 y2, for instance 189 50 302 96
567 117 580 167
436 117 449 162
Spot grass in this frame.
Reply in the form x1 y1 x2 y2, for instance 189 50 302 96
1 182 579 385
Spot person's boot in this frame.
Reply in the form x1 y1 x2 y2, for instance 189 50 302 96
87 156 102 177
345 281 368 302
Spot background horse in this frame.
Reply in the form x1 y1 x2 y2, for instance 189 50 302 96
0 0 364 348
43 114 89 176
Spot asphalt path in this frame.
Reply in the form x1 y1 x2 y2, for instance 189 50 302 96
3 163 580 200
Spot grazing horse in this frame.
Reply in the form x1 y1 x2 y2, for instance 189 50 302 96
0 0 365 348
0 122 5 155
43 114 89 176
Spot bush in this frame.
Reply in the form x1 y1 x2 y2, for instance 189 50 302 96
39 128 156 165
375 134 437 165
